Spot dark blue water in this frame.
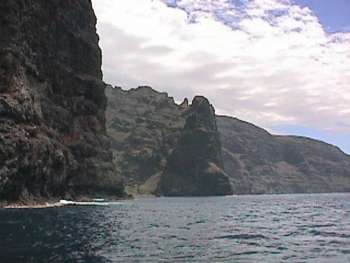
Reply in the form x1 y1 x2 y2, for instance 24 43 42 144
1 194 350 262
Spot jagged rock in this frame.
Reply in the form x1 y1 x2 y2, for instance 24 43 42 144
157 96 233 196
0 0 124 201
179 98 189 109
106 87 232 196
106 87 350 195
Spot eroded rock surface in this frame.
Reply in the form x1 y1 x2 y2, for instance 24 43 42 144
106 86 185 194
158 97 233 196
0 0 124 201
106 87 232 196
106 86 350 195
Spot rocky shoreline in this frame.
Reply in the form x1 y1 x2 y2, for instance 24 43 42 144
3 202 65 209
1 195 131 209
1 1 350 201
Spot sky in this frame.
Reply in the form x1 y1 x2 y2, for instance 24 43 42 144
91 0 350 153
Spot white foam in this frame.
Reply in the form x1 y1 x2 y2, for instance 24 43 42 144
59 200 110 206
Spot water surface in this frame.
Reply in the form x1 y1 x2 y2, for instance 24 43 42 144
1 193 350 262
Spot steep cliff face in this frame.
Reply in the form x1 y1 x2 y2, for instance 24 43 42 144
106 86 185 194
218 116 350 194
106 87 232 196
0 0 124 201
106 87 350 195
157 96 233 196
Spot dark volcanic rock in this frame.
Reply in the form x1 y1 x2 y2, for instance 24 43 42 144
0 0 124 201
106 87 232 196
158 97 233 196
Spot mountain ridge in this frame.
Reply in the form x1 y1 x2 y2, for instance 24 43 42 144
218 114 349 158
106 85 350 195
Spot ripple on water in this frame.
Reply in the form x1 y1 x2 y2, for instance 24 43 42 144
215 234 268 240
0 193 350 262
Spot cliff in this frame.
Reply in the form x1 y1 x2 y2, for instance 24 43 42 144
106 86 232 196
106 86 184 194
158 97 233 196
0 0 124 202
106 86 350 195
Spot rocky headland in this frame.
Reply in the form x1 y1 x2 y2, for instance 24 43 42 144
106 86 232 196
1 1 349 202
158 96 233 196
106 86 350 195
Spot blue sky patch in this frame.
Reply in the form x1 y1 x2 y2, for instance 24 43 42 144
293 0 350 33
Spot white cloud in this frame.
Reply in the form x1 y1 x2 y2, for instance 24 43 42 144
92 0 350 134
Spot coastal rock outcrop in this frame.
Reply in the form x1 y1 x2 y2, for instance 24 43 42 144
158 96 233 196
106 86 185 194
0 0 124 201
106 86 350 195
106 87 232 196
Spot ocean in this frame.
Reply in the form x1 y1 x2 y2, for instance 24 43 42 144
1 193 350 262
